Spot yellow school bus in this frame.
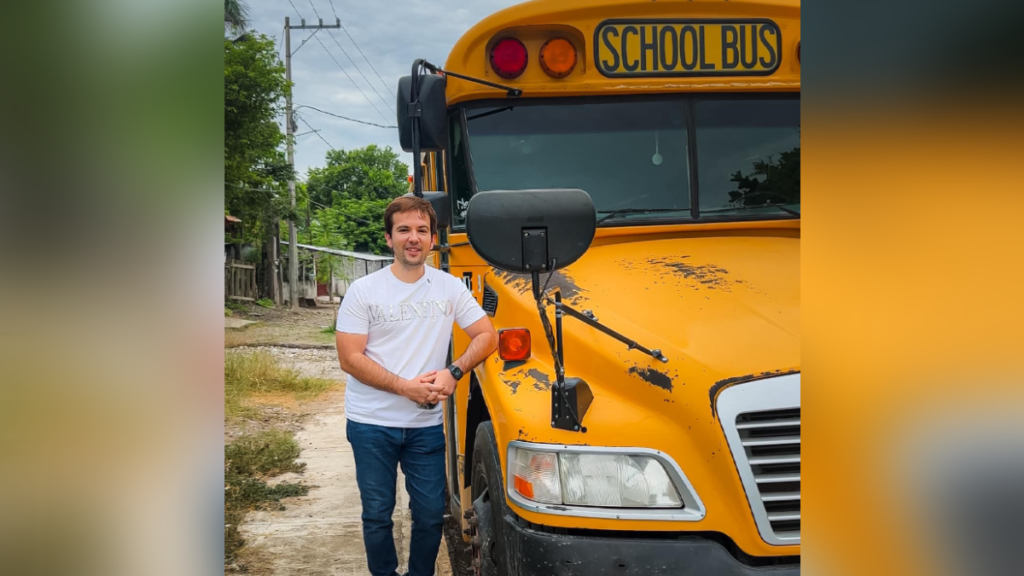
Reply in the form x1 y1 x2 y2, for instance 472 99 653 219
400 0 800 573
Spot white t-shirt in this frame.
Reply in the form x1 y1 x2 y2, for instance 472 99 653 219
335 265 487 428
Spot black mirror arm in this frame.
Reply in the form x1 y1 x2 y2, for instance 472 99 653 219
542 295 669 364
409 58 518 199
531 272 586 432
419 59 522 98
409 59 427 198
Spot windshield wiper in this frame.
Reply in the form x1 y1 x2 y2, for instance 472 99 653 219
700 203 800 216
545 294 668 364
596 207 691 224
467 107 515 122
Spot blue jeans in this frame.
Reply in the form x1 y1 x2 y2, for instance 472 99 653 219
346 419 447 576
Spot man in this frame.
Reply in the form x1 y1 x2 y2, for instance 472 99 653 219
335 196 498 576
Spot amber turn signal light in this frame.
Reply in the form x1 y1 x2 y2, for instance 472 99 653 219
514 475 535 499
499 328 531 361
539 37 576 78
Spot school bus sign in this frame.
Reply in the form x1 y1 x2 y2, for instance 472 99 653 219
595 19 782 77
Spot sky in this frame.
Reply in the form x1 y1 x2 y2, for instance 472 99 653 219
242 0 523 179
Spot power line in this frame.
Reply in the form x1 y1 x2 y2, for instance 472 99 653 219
311 33 391 123
230 186 375 229
305 196 377 227
304 0 393 110
287 0 305 20
325 30 392 113
340 25 396 101
327 0 396 101
297 115 337 150
286 0 389 121
298 103 396 129
306 0 321 20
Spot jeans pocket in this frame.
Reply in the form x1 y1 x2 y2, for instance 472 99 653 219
427 424 446 454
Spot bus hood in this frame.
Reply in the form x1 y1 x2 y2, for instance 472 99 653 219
487 227 800 414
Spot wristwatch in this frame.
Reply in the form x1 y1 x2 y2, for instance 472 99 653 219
447 364 464 381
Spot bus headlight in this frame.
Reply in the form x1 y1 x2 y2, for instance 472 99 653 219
509 446 683 508
560 453 682 507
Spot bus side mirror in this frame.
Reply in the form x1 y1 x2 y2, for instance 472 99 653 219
397 74 448 151
403 191 451 231
465 189 596 274
466 189 597 433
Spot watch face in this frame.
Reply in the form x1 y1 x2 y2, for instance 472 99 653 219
450 365 462 379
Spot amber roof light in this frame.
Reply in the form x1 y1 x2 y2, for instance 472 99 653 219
539 37 577 78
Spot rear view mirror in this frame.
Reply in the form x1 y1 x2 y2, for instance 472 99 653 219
466 189 597 434
397 74 447 151
403 191 451 231
465 189 596 274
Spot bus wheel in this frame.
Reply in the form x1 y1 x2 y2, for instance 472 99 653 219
467 490 495 576
470 422 510 576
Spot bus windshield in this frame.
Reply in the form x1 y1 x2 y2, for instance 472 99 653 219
449 96 799 227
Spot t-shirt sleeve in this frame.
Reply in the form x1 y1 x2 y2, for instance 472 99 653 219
453 277 487 330
335 281 369 334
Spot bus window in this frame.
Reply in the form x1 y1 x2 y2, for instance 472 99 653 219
458 99 690 225
695 98 800 212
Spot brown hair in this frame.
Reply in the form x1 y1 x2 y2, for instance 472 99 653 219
384 196 437 237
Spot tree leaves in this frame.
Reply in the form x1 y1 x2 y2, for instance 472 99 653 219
306 144 408 206
727 146 801 206
298 145 409 255
224 33 291 246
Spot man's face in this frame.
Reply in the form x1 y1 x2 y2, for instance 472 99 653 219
387 210 434 267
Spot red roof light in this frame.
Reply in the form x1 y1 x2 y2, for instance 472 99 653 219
490 38 528 79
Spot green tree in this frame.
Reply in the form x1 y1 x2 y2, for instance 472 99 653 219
329 198 394 255
224 0 250 34
727 146 800 207
224 33 293 246
305 144 409 207
299 145 409 255
290 198 392 256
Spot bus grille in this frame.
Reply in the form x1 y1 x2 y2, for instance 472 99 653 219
482 285 498 316
734 408 801 541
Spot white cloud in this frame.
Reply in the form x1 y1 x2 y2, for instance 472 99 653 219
244 0 521 179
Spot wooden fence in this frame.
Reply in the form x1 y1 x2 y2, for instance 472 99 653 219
226 261 257 301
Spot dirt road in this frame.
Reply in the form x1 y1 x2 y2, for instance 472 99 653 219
227 305 458 576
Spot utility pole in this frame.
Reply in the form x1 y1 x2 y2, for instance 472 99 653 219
284 16 341 309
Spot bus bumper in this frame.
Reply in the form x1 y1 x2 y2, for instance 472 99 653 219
502 520 800 576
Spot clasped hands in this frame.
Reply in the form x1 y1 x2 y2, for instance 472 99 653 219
401 369 457 405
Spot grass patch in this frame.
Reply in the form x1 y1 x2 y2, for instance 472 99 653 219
226 429 306 477
226 300 247 313
225 430 310 564
256 298 274 308
225 350 333 420
224 330 257 349
320 325 337 335
225 308 233 317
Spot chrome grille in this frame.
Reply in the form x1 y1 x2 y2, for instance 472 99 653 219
736 408 801 541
